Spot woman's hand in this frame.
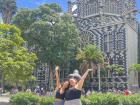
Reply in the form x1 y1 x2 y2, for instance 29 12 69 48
55 66 60 72
75 68 93 90
87 69 93 72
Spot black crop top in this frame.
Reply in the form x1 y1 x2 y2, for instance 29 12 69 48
65 87 81 101
55 90 65 100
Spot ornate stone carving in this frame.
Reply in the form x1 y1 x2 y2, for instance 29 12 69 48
68 0 137 90
77 15 124 31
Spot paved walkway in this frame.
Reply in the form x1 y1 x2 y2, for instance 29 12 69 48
0 96 9 105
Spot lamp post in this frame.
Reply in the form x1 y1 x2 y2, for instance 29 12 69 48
98 64 101 91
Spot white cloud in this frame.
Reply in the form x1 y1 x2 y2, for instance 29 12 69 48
71 0 76 2
29 0 47 5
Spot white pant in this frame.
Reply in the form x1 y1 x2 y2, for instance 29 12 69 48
65 99 82 105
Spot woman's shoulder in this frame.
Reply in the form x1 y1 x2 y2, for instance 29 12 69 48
72 86 82 91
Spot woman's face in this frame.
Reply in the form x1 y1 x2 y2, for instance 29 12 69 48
69 78 77 87
63 81 69 89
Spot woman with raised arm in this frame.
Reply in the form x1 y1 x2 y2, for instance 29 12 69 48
54 66 69 105
65 69 92 105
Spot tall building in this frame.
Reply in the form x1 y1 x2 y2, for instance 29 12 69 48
68 0 139 90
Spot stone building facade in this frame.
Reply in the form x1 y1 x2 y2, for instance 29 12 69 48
68 0 139 90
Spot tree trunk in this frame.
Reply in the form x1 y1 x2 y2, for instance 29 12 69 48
138 72 140 88
1 74 5 93
50 66 53 90
108 70 109 78
81 61 89 74
15 81 18 89
47 64 50 91
134 71 138 86
49 63 54 91
90 61 94 78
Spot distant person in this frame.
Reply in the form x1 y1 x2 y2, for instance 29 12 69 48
86 90 92 96
12 87 18 94
124 88 132 96
40 87 45 95
26 88 31 93
34 86 41 95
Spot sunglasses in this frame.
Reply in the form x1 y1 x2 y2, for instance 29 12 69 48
69 75 80 80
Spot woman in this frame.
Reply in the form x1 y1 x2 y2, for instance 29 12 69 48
54 66 69 105
65 69 92 105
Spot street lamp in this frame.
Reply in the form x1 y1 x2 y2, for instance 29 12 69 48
98 64 101 91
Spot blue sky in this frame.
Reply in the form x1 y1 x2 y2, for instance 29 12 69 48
16 0 68 10
16 0 140 21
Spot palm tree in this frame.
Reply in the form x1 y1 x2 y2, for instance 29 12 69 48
129 64 140 72
0 0 17 24
76 44 104 91
105 64 124 77
76 44 104 77
129 64 140 87
105 64 124 89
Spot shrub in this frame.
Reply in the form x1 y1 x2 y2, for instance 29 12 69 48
10 92 140 105
39 97 54 105
81 93 119 105
81 92 140 105
10 92 39 105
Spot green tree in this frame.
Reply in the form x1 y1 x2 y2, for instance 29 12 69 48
0 24 37 91
105 64 124 77
13 4 79 64
12 3 62 35
76 44 104 91
76 44 104 76
129 64 140 85
0 0 17 24
129 64 140 73
13 3 80 89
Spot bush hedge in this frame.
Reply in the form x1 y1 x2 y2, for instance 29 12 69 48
10 92 40 105
10 92 55 105
10 92 140 105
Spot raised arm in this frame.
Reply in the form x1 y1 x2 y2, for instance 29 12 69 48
55 66 61 89
75 69 92 90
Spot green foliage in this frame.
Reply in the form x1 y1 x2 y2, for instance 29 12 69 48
0 0 17 24
10 92 54 105
105 64 125 74
76 44 104 64
39 97 54 105
13 3 80 66
10 92 39 105
81 93 140 105
10 92 140 105
0 24 37 86
129 64 140 73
